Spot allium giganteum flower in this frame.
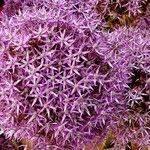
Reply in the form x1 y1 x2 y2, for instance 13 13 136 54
0 0 149 149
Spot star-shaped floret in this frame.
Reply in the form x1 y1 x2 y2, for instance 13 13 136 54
5 53 20 73
32 24 48 40
55 30 75 48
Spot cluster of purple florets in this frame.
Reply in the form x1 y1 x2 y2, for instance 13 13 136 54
0 0 149 149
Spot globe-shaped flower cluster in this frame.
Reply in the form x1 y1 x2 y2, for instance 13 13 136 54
0 0 149 149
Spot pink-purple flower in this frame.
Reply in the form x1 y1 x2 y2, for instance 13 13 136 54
0 0 149 149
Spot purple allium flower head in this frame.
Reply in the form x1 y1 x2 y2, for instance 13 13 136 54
0 0 149 149
0 1 113 149
105 26 150 149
